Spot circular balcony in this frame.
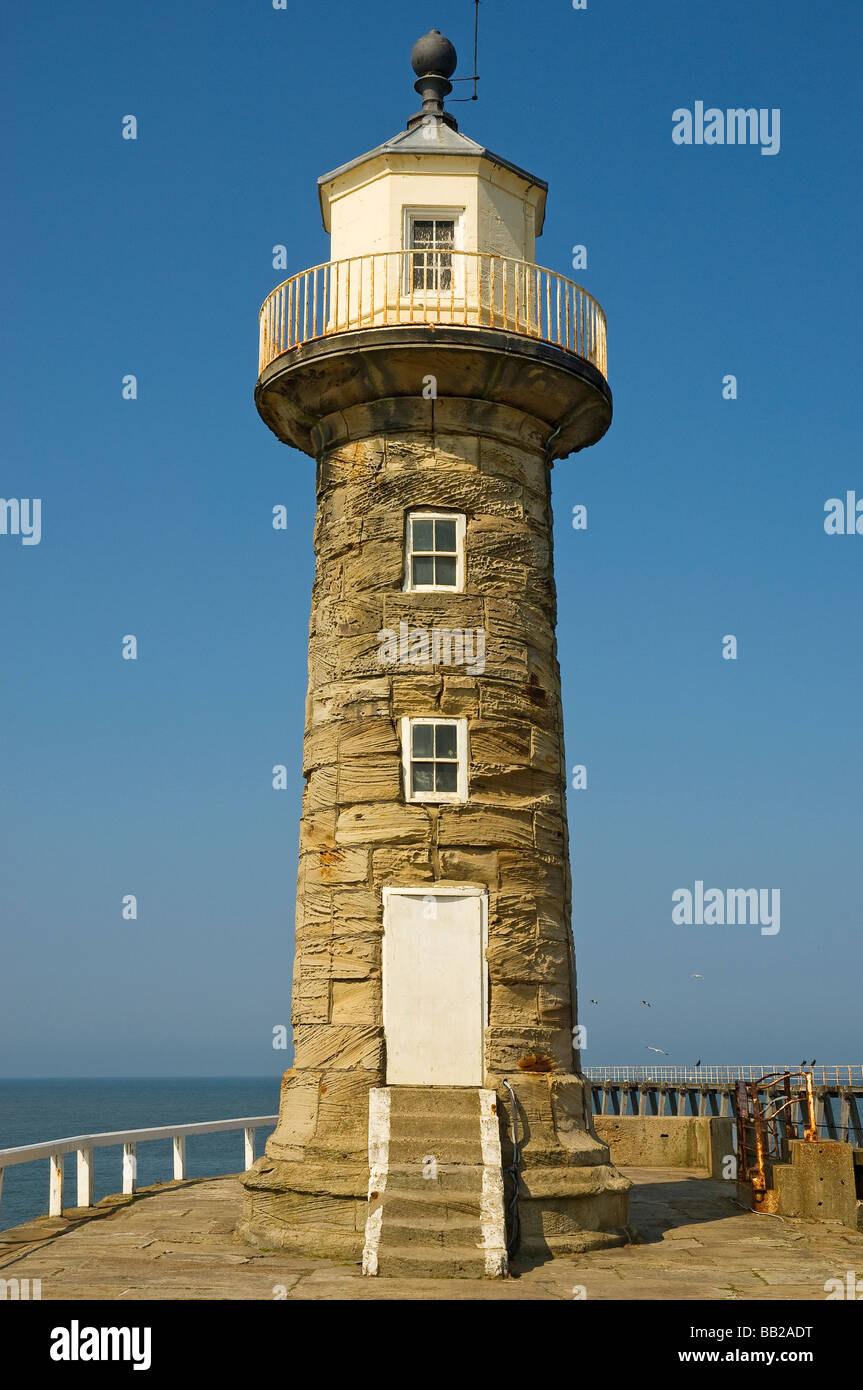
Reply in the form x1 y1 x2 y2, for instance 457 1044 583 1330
258 251 608 380
255 252 612 459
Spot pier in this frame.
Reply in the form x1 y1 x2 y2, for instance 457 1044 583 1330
3 1166 861 1301
1 1066 862 1299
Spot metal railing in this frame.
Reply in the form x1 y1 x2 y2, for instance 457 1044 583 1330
584 1065 863 1086
258 251 607 379
0 1115 277 1222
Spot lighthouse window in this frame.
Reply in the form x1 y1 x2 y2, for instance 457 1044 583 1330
409 217 455 292
405 511 465 591
402 717 468 803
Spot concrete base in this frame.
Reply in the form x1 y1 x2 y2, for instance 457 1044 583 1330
745 1140 863 1230
238 1070 631 1263
594 1115 734 1180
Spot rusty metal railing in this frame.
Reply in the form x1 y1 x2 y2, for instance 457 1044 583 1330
258 251 607 379
735 1071 819 1205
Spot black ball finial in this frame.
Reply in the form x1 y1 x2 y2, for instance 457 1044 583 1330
408 30 458 130
411 29 458 80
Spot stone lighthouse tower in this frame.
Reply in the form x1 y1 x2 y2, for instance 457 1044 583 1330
240 30 630 1275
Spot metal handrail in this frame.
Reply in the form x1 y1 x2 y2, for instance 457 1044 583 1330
0 1115 278 1221
257 250 608 379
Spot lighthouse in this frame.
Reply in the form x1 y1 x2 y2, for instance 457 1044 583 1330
239 30 630 1276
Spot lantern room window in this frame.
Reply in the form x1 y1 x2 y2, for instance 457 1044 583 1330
403 209 463 296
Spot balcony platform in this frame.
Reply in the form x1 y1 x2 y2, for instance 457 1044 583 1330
256 323 612 460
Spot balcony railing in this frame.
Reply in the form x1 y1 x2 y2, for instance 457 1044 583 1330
258 251 607 379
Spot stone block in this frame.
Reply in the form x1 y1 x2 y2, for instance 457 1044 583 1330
437 805 535 849
300 847 369 888
293 1024 384 1072
489 981 538 1027
391 675 442 717
338 719 398 759
440 677 479 717
437 849 498 886
372 847 434 884
331 978 381 1025
337 757 401 804
336 803 428 846
303 765 338 813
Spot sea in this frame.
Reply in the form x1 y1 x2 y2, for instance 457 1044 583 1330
0 1078 281 1234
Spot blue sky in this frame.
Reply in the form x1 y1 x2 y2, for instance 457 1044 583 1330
1 0 860 1076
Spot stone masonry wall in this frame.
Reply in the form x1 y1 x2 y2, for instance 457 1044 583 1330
281 401 579 1148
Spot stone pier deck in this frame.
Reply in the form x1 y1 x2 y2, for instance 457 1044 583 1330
1 1168 860 1300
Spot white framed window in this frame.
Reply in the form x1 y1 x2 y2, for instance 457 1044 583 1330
403 208 463 296
404 510 465 592
401 717 468 804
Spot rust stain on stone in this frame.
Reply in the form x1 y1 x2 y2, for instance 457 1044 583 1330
518 1053 555 1074
319 847 344 879
523 673 547 707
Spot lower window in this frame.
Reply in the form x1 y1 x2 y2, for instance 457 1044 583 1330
401 717 468 804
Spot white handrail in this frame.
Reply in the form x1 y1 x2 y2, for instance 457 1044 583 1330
0 1115 277 1220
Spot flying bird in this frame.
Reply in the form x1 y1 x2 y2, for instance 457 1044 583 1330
641 1000 651 1007
691 974 704 979
589 999 598 1005
647 1046 670 1055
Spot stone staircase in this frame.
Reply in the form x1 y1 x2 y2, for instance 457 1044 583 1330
362 1086 508 1278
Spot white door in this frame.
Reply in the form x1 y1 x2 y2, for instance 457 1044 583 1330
383 890 486 1086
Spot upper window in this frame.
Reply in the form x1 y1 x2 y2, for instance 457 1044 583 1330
405 511 465 592
410 217 454 292
402 717 468 804
403 209 463 296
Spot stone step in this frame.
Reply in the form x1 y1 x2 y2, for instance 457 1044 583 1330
364 1086 508 1279
378 1163 485 1193
373 1246 496 1279
378 1215 482 1248
387 1114 480 1141
387 1086 482 1119
378 1189 485 1223
386 1137 484 1165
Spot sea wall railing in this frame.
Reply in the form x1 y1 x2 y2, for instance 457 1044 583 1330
258 251 607 379
584 1066 863 1086
0 1115 277 1221
584 1068 863 1144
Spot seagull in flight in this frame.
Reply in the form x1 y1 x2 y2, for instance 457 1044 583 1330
641 1000 651 1007
589 999 598 1005
647 1046 670 1055
691 974 704 979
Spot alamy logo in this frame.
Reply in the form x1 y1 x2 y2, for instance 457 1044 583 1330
672 881 780 935
1 1277 41 1299
50 1321 151 1370
0 497 42 545
824 492 863 535
672 103 780 156
824 1271 863 1300
378 622 486 675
